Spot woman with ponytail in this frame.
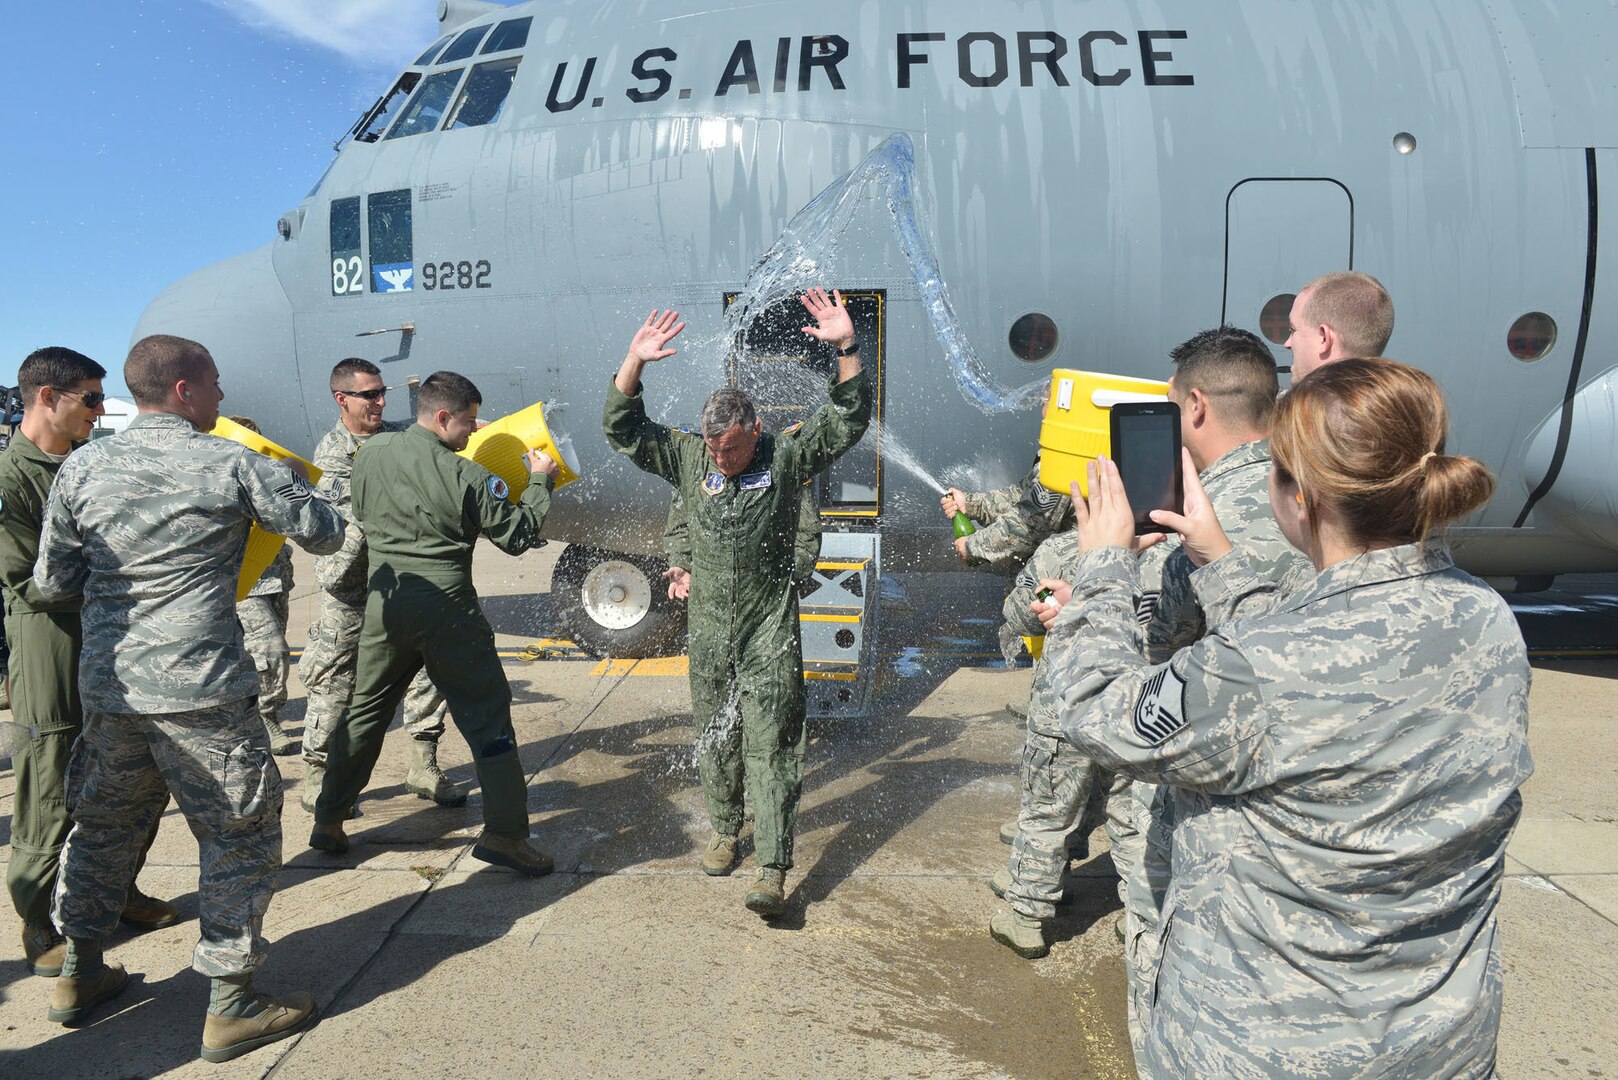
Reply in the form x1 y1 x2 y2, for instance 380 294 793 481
1049 358 1533 1078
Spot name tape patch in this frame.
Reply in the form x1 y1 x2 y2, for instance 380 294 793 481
739 470 772 491
1133 664 1189 745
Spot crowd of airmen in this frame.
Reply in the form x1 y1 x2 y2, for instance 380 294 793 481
0 275 1534 1075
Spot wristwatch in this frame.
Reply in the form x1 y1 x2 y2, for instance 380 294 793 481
835 339 860 357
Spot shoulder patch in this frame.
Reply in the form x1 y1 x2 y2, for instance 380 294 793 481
702 472 725 496
783 421 804 436
738 470 772 492
487 475 510 501
1030 481 1061 510
1133 663 1189 745
273 479 312 504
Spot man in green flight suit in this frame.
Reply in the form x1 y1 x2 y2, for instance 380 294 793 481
309 371 559 876
603 289 872 917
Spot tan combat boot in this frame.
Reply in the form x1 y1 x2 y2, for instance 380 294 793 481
701 833 739 876
200 991 317 1063
299 762 324 813
264 718 299 757
23 924 65 978
405 739 469 807
989 908 1049 959
744 867 787 918
47 961 129 1025
999 819 1019 845
121 888 181 930
308 822 349 854
470 831 554 876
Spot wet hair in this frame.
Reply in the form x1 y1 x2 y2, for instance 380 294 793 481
701 388 757 438
18 347 107 405
1298 271 1395 357
1169 326 1279 431
1271 358 1495 545
330 357 381 392
227 415 261 434
124 335 212 407
416 370 481 416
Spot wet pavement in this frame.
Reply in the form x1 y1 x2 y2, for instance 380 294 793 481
0 548 1614 1078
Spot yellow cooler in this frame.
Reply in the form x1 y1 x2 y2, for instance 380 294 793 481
1038 369 1170 495
459 401 581 502
209 417 323 602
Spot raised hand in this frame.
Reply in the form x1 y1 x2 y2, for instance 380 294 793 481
1149 448 1231 567
628 309 686 364
1072 456 1165 555
799 287 855 349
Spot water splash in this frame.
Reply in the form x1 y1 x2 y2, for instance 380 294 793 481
868 418 945 494
724 132 1046 416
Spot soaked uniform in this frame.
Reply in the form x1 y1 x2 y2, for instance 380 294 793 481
313 423 551 839
1052 543 1533 1078
34 413 344 976
605 371 871 869
236 545 293 729
666 476 823 587
298 420 448 767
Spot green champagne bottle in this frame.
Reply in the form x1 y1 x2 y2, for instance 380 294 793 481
952 511 976 538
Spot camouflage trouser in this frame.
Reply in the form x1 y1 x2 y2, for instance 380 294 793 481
1005 730 1113 920
238 592 289 725
297 590 447 765
1124 780 1175 1056
53 699 282 976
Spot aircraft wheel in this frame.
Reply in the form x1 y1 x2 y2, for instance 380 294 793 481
552 544 686 659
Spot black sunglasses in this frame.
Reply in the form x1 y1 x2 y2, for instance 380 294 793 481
54 388 107 409
339 387 386 401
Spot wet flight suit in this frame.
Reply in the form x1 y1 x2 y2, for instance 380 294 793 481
604 372 871 870
313 424 551 839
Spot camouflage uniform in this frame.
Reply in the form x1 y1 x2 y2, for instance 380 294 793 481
34 413 344 975
1051 541 1533 1078
958 453 1072 565
237 545 293 728
605 372 871 870
298 420 447 766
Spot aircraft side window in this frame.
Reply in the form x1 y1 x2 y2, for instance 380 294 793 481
481 17 531 54
445 58 522 130
354 72 421 144
386 69 466 139
1259 293 1295 345
414 34 453 66
438 24 491 64
367 190 415 295
330 197 363 297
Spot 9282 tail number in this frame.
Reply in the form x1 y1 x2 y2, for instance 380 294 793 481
420 260 492 291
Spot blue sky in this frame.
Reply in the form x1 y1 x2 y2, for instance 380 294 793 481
3 1 470 393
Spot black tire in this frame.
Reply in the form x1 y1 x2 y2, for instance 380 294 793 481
552 544 687 659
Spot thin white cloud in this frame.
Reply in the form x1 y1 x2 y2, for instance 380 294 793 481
208 0 446 69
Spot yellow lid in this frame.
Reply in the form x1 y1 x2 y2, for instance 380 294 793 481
209 417 322 602
1037 368 1169 496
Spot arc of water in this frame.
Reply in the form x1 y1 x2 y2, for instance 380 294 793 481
722 132 1048 416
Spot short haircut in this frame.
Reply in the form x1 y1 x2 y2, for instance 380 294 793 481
701 388 757 438
18 347 107 405
330 357 381 392
416 370 481 416
1169 326 1280 431
227 415 261 434
1299 271 1394 357
124 335 213 407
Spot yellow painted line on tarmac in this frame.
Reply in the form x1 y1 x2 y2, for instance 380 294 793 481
589 656 691 677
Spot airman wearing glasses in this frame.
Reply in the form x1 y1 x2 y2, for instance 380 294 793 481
296 357 463 813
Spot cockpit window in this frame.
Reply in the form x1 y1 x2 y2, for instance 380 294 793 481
438 24 491 64
414 34 452 66
386 69 464 139
367 190 414 294
330 197 363 297
354 72 421 144
445 58 522 130
481 17 531 54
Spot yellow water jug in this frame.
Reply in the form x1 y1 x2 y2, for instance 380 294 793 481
459 402 581 501
209 416 323 602
1022 635 1045 661
1038 369 1170 495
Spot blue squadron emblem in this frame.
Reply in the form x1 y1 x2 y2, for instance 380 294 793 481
488 475 509 500
739 470 773 491
702 471 725 495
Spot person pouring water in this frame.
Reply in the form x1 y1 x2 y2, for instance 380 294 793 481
1041 357 1533 1078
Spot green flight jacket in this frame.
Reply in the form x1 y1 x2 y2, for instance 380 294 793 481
0 432 78 616
665 482 823 586
352 422 553 585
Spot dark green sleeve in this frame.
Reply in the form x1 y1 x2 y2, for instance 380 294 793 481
0 463 75 612
793 483 822 585
664 494 692 572
473 468 552 556
782 370 873 481
603 377 693 486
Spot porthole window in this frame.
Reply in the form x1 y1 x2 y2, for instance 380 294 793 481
1259 293 1296 345
1507 312 1557 361
1009 313 1059 363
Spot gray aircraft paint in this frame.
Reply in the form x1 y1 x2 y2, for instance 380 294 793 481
134 0 1618 595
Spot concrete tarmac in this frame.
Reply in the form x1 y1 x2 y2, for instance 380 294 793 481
1 547 1614 1078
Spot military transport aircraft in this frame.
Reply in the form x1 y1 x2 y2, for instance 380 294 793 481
133 0 1618 661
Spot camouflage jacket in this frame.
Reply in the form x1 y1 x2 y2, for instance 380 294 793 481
1052 543 1533 1078
961 453 1072 565
244 543 294 599
311 418 408 601
33 412 345 713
